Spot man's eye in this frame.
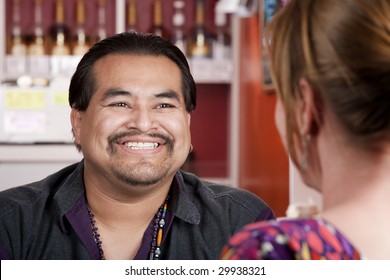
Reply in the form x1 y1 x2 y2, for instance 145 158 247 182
111 102 129 107
156 103 173 109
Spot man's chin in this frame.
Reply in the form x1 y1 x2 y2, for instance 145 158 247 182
113 168 168 187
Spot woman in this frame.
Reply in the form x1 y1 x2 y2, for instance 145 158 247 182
221 0 390 259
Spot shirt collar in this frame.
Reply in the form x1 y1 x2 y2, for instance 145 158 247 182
54 161 86 233
55 163 202 231
170 171 200 225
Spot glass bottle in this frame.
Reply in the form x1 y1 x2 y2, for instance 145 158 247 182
170 0 186 54
28 0 46 55
9 0 27 55
73 0 90 55
96 0 107 42
187 0 213 59
148 0 170 40
127 0 137 32
49 0 71 55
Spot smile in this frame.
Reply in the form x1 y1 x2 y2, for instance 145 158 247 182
123 142 159 149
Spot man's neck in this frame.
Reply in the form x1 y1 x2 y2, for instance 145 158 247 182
85 183 170 230
84 180 171 260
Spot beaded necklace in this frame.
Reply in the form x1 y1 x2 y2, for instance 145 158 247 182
87 195 170 260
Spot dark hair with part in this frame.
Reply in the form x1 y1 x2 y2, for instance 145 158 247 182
68 32 197 113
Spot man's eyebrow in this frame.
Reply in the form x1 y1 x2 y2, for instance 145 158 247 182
155 90 181 102
101 88 132 101
100 89 182 102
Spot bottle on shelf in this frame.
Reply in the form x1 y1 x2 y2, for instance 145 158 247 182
27 0 47 56
72 0 90 56
170 0 186 54
213 11 231 60
148 0 170 40
187 0 213 59
8 0 27 55
49 0 71 55
96 0 107 42
126 0 137 32
26 0 51 80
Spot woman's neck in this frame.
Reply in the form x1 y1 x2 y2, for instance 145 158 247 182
320 143 390 259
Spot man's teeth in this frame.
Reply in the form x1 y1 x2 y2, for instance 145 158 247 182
124 142 158 149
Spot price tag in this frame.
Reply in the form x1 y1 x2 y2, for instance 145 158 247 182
4 89 46 109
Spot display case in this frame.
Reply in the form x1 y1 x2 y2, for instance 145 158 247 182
0 0 240 190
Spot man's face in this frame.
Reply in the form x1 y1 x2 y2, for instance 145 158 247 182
71 54 191 190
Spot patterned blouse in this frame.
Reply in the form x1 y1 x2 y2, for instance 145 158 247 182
221 218 362 260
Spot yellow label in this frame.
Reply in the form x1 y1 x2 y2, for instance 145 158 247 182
4 89 46 109
53 90 69 106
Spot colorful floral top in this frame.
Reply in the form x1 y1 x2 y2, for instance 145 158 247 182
221 218 362 260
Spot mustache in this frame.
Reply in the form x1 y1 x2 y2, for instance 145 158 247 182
107 131 174 153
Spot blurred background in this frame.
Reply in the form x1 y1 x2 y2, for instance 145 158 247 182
0 0 321 217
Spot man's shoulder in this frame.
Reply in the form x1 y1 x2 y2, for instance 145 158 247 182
178 170 274 220
0 183 44 216
179 169 265 202
0 162 81 218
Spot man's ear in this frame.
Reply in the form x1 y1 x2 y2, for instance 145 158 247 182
295 78 320 136
70 108 82 145
187 112 191 126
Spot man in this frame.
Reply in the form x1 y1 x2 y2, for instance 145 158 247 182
0 32 274 260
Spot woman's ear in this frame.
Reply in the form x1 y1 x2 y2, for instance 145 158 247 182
70 108 82 145
295 78 320 136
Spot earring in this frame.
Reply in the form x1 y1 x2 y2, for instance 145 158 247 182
300 134 311 171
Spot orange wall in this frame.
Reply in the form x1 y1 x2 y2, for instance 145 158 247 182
238 16 289 217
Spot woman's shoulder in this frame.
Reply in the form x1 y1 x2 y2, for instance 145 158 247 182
221 218 362 260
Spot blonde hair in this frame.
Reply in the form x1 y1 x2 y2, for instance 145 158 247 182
266 0 390 158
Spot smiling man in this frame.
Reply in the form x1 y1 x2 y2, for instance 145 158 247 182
0 32 274 260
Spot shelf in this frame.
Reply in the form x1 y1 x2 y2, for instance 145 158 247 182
0 144 82 163
2 54 233 84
